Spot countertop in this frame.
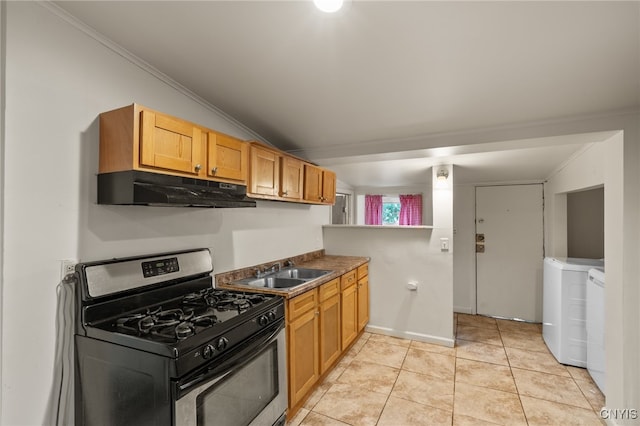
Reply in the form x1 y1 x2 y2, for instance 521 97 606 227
216 253 369 299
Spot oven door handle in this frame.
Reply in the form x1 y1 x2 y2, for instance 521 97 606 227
175 318 284 399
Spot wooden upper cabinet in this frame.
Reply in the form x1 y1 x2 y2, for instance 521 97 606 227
304 164 336 205
280 156 304 200
249 144 280 197
303 164 323 203
322 170 337 205
99 103 249 184
139 109 204 176
207 132 248 183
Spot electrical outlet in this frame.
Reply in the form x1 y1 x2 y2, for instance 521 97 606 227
60 259 77 280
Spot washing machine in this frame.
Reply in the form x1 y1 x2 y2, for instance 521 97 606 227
542 257 604 367
587 267 605 392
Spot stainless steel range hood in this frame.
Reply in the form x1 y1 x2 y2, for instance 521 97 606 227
97 171 256 208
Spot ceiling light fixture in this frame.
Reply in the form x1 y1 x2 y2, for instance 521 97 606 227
314 0 344 13
437 169 449 181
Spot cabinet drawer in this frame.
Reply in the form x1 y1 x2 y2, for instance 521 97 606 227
319 278 340 302
287 290 318 321
340 270 357 291
357 263 369 280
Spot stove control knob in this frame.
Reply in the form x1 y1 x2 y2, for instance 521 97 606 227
202 344 215 360
258 315 269 326
267 311 277 322
216 337 229 352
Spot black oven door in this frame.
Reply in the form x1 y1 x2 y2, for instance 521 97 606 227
174 319 287 426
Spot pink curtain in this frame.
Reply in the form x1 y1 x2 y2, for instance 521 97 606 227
365 195 383 225
399 194 423 226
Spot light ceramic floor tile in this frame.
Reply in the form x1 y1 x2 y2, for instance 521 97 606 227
390 369 454 411
349 334 369 354
496 318 542 333
456 324 503 346
303 382 333 410
455 339 509 366
505 346 570 377
312 383 387 426
336 360 399 395
455 358 517 393
499 329 550 353
519 395 604 426
402 347 456 379
377 396 452 426
323 365 346 384
511 367 592 409
353 341 408 369
299 411 351 426
410 340 457 357
457 314 498 329
567 366 594 382
453 413 502 426
287 408 310 426
367 333 411 348
453 382 527 426
575 379 606 412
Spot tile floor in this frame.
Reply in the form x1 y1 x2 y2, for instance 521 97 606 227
287 313 606 426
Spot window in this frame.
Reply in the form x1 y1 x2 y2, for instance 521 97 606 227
382 197 400 225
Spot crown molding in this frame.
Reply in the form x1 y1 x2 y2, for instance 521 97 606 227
38 1 271 146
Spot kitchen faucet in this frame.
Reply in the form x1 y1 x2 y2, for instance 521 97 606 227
255 262 282 278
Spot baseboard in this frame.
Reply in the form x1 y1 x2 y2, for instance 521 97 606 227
364 325 455 348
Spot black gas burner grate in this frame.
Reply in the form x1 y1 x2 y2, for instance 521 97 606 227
115 307 220 340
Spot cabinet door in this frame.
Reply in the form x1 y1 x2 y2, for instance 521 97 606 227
207 132 247 182
322 170 337 205
357 275 370 332
288 308 319 408
250 145 280 196
320 293 341 374
341 282 358 350
303 164 323 203
140 110 203 175
280 156 304 200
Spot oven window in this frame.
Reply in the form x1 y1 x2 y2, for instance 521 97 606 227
196 342 279 426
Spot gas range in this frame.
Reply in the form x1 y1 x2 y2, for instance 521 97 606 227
75 249 284 376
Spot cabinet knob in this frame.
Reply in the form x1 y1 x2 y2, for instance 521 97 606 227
194 164 202 172
211 167 218 174
315 311 320 316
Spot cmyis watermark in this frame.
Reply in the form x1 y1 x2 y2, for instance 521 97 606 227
599 408 639 420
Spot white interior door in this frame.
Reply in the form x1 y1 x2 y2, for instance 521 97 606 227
476 184 544 322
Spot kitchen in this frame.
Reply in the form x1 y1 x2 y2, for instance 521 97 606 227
1 1 639 425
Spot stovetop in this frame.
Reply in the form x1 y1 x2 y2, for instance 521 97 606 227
98 288 276 343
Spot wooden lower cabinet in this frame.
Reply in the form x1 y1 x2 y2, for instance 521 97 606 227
340 269 358 350
286 264 369 417
357 263 370 332
319 279 341 374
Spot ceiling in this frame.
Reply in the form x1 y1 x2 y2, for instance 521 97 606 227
55 1 640 188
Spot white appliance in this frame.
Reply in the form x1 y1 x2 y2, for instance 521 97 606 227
587 267 605 392
543 257 604 367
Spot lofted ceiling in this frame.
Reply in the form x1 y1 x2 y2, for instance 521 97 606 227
54 1 640 188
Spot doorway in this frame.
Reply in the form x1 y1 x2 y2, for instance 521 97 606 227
331 193 350 224
475 184 544 322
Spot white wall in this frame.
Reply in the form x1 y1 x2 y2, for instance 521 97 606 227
1 3 329 425
323 226 454 346
453 184 476 314
323 165 454 346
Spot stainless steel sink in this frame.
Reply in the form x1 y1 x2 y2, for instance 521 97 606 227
238 276 307 289
274 268 333 280
232 267 333 290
